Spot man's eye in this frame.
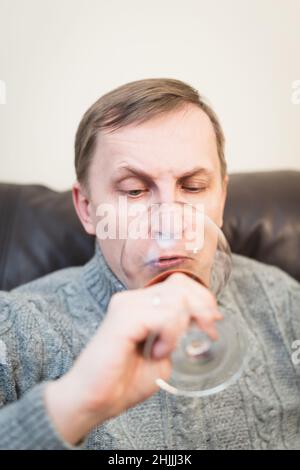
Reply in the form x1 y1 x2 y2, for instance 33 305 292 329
126 189 148 197
182 186 206 193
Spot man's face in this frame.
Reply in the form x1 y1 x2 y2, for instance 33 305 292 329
74 103 228 285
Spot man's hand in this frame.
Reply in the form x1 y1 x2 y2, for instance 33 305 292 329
45 272 222 445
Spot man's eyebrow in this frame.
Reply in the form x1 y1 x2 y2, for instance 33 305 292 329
112 165 154 182
177 167 213 180
112 165 213 182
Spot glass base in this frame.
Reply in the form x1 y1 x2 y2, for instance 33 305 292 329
155 318 248 397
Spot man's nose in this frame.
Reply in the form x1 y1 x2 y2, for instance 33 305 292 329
151 206 186 241
150 181 183 205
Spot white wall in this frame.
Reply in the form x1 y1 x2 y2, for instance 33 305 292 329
0 0 299 190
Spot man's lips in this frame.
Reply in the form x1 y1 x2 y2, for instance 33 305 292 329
150 255 192 269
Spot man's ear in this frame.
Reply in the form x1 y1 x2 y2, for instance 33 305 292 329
72 181 96 235
219 174 229 228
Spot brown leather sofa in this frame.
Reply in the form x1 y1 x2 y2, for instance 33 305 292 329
0 171 299 291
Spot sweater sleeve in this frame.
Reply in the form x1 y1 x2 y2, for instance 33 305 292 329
0 291 83 450
0 381 81 450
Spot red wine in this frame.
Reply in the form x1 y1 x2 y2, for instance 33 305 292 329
145 268 208 288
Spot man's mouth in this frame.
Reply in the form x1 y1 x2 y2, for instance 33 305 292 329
151 255 191 269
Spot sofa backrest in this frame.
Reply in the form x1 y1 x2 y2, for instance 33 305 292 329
0 171 299 290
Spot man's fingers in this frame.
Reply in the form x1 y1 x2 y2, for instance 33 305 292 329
107 273 223 354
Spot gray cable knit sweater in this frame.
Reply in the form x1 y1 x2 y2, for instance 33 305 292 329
0 243 300 450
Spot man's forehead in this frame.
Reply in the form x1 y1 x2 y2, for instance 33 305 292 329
92 104 219 175
98 104 214 147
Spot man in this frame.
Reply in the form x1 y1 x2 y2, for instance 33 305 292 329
0 78 299 449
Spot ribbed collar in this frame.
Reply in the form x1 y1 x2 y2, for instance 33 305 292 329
82 240 126 313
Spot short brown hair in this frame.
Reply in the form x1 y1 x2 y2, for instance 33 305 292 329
75 78 226 186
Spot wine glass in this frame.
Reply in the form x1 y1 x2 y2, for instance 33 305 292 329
119 202 248 397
